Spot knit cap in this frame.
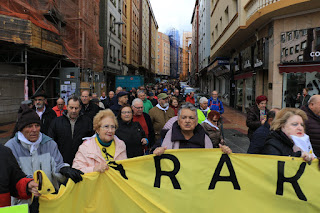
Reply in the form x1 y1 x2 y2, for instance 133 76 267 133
17 104 41 131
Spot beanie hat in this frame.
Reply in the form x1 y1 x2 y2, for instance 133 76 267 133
17 104 41 131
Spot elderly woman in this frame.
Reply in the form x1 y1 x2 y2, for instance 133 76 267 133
261 108 315 161
169 97 179 116
197 97 211 124
5 105 82 207
73 109 127 173
154 103 231 155
246 95 269 141
201 110 224 148
116 105 148 158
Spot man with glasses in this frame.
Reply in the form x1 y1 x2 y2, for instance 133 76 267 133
132 98 155 150
32 91 56 135
149 93 175 141
48 96 94 165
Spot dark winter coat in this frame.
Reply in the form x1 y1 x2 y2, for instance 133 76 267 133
102 97 115 109
33 106 57 135
201 122 223 148
261 130 301 157
246 105 269 140
115 119 146 158
302 106 320 157
0 144 32 207
247 122 270 154
110 103 122 116
48 111 94 165
80 102 100 121
142 112 155 148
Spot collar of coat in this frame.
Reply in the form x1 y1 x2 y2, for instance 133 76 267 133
171 121 205 147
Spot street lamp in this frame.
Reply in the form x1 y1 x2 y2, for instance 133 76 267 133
105 20 124 92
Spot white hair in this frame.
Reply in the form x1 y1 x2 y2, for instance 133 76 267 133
199 97 208 104
132 98 143 106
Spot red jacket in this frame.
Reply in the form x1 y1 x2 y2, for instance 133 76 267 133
186 96 195 105
52 105 67 117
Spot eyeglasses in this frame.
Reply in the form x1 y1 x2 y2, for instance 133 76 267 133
133 106 143 110
100 125 116 130
212 120 219 123
121 111 132 114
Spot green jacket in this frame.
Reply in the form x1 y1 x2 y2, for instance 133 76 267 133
197 108 211 124
143 98 153 114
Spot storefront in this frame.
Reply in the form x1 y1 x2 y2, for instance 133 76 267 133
279 27 320 107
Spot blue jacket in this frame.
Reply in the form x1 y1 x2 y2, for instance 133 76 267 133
208 98 224 114
247 122 270 154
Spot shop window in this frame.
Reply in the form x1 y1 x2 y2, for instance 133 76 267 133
281 34 286 43
295 45 299 53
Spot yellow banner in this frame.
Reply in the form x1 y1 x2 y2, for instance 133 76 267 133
0 204 28 213
38 149 320 212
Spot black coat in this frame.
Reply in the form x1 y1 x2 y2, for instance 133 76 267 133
116 119 146 158
80 102 100 121
261 130 301 157
110 103 122 116
142 112 155 148
48 112 94 165
102 97 115 109
302 106 320 157
247 122 271 154
33 106 57 135
246 105 269 140
0 144 28 207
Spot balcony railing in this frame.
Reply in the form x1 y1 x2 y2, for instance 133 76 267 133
245 0 280 21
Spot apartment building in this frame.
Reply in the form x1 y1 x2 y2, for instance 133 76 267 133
208 0 320 111
191 1 199 86
139 0 150 75
157 32 170 77
182 32 192 81
150 10 159 77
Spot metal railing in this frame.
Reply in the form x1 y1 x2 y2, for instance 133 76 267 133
245 0 280 21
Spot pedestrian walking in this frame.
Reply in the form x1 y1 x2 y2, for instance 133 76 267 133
110 91 129 116
185 92 195 105
52 98 67 117
197 97 210 124
80 90 100 120
138 90 153 114
201 110 224 148
169 97 179 116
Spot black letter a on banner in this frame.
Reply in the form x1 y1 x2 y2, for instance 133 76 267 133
276 161 307 201
154 154 181 189
208 154 240 190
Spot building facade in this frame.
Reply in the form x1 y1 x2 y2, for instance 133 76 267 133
181 32 192 81
207 0 320 112
157 32 170 77
149 9 159 79
139 0 150 75
191 0 199 86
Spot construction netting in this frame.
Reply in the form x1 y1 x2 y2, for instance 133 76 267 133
0 0 103 71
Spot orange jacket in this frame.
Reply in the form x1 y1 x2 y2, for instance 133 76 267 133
52 105 67 117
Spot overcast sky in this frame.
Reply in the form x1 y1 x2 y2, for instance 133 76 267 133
150 0 194 35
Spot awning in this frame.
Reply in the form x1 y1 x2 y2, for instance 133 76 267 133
278 63 320 73
234 72 253 80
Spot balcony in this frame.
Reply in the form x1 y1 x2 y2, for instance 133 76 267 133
245 0 280 21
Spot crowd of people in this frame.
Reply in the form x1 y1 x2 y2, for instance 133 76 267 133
1 80 320 211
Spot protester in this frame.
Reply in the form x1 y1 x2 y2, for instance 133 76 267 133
80 90 100 120
197 97 210 124
110 91 129 116
201 110 224 148
0 144 40 207
247 108 280 154
173 89 183 103
92 93 105 109
302 95 320 156
246 95 269 141
132 98 155 149
32 91 57 135
73 109 127 173
169 97 179 116
261 108 315 161
149 93 175 141
296 88 311 108
100 92 107 101
5 105 83 207
208 90 224 114
148 92 158 107
48 96 94 165
153 103 232 155
116 105 147 158
21 100 33 108
138 90 153 114
111 87 123 106
52 98 67 117
102 91 115 108
185 92 195 105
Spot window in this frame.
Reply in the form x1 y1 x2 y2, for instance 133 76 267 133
302 29 307 36
281 34 286 43
285 49 288 56
118 50 121 65
287 32 292 41
109 45 115 63
295 45 299 53
290 47 294 55
297 55 303 62
294 30 300 39
109 14 115 34
301 41 307 49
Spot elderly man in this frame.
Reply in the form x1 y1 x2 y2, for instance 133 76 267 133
111 87 123 106
100 91 107 101
173 89 183 103
102 91 115 108
197 97 211 124
32 91 56 135
48 96 94 165
302 95 320 156
92 93 105 109
132 98 155 148
52 98 67 117
149 93 175 141
138 90 153 114
110 91 129 116
80 90 100 120
0 144 39 207
208 90 224 114
5 105 83 207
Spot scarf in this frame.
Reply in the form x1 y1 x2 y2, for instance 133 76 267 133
156 103 169 112
202 119 219 130
291 134 316 158
200 107 210 117
18 131 42 155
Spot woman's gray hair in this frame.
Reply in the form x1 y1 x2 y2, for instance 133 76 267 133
178 102 198 118
199 97 208 104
